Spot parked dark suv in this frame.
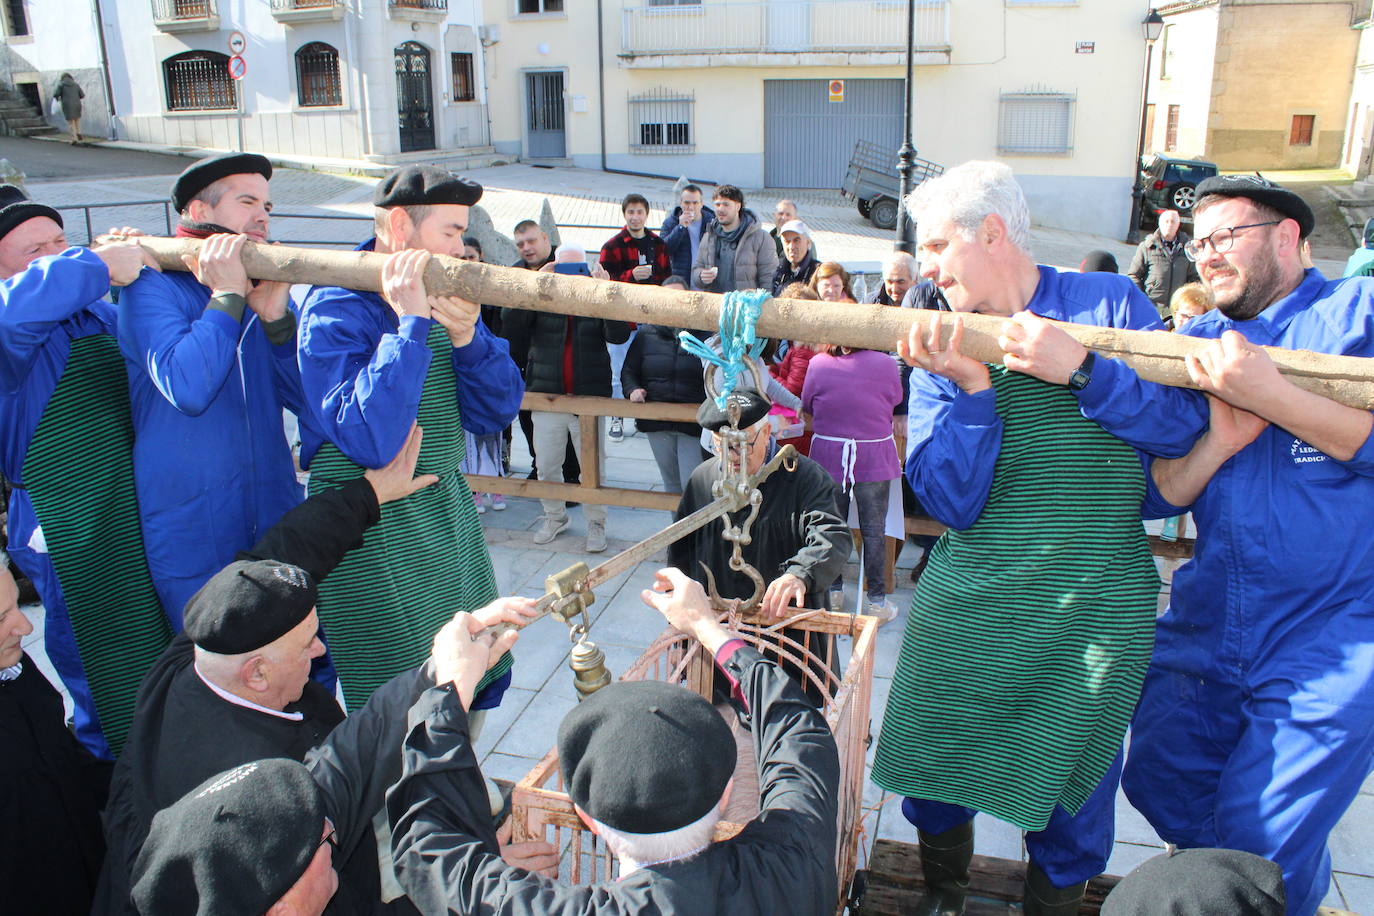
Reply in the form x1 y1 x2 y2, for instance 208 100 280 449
1139 154 1219 227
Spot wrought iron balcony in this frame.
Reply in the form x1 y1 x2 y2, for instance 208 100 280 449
151 0 220 33
621 0 950 63
270 0 345 24
388 0 447 21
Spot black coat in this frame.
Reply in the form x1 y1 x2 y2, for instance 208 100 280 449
386 645 841 915
772 250 819 296
97 480 419 915
0 655 109 916
619 325 707 435
500 308 632 396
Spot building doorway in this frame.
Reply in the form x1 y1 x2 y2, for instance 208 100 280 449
524 71 565 160
395 41 435 153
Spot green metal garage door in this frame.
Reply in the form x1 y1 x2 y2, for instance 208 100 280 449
764 78 903 188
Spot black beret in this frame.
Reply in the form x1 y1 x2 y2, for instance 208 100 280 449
557 680 735 834
698 386 771 432
373 165 483 208
1194 174 1314 239
171 152 273 213
0 184 62 243
183 559 317 655
1080 250 1118 274
132 759 325 915
1102 848 1285 915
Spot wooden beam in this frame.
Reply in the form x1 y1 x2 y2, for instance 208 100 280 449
465 474 680 511
520 392 699 422
136 237 1374 410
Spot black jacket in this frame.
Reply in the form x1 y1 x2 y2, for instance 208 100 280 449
99 480 421 915
500 308 632 396
1 654 109 916
386 645 841 915
1127 231 1198 318
620 325 707 435
772 250 819 295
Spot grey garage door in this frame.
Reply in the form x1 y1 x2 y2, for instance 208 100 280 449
764 78 903 188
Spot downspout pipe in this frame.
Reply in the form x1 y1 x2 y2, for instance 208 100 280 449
595 0 716 187
91 0 118 139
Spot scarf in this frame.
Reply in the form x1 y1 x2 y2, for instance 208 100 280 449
175 219 240 239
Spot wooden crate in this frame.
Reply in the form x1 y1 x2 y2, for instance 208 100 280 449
509 609 878 911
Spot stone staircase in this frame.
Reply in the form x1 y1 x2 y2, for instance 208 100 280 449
0 88 55 138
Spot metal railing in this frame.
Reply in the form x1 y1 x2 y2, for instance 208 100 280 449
621 0 950 56
152 0 217 20
389 0 447 10
271 0 340 9
52 199 373 249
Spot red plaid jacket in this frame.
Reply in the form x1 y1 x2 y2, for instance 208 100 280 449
598 227 671 285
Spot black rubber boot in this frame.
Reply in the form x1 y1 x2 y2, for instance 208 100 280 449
1021 862 1086 916
912 821 973 916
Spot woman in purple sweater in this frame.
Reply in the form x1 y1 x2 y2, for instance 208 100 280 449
802 342 903 622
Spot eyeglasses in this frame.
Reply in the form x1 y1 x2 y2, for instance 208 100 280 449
1183 221 1282 262
318 828 338 853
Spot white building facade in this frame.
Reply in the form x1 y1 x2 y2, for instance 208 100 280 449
0 0 113 138
480 0 1155 238
101 0 495 166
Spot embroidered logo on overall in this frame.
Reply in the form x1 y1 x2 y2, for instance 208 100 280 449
1290 439 1329 466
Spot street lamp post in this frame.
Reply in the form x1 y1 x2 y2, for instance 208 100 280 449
894 0 917 253
1127 9 1166 244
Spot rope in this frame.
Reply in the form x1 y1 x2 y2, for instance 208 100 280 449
678 288 771 407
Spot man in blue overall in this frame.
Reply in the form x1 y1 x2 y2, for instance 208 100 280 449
0 185 168 759
118 153 305 623
1001 174 1374 916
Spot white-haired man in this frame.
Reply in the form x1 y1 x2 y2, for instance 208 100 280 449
870 161 1190 915
385 566 842 915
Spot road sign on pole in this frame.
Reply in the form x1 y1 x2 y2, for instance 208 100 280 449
228 54 247 81
828 79 845 103
228 31 246 55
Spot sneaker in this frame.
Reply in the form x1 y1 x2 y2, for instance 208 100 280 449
473 492 486 514
532 515 570 545
586 520 607 553
608 418 624 443
863 598 899 625
490 493 506 511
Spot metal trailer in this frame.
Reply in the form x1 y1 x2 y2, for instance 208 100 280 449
840 139 944 231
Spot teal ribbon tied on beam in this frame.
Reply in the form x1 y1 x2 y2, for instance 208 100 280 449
677 288 771 408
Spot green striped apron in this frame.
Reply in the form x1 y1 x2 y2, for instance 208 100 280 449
21 334 172 756
308 322 511 710
872 367 1158 832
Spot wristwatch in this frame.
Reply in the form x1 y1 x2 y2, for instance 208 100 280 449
1067 351 1096 392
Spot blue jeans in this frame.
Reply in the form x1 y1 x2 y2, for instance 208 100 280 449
833 479 891 602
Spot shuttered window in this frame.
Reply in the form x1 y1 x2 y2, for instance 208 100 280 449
998 89 1075 155
164 51 236 111
296 42 342 107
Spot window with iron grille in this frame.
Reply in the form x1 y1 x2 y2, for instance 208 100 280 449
1290 114 1315 146
517 0 562 13
451 52 475 102
164 51 236 112
997 88 1074 155
647 0 700 6
628 88 693 153
4 0 28 36
296 42 341 107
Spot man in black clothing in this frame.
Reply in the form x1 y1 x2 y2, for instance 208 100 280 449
771 219 819 295
504 219 580 486
99 426 538 914
0 556 109 916
385 566 842 916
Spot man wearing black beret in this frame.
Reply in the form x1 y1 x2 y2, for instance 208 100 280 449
669 387 851 705
0 184 171 767
118 151 308 622
386 565 841 915
129 602 525 916
1006 172 1374 914
96 426 538 914
295 166 523 728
